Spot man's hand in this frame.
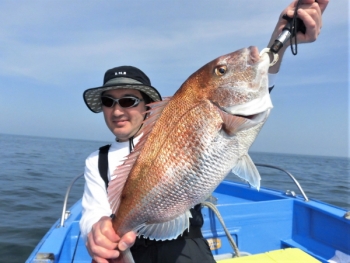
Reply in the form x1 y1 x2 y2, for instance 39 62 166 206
86 216 137 263
268 0 329 73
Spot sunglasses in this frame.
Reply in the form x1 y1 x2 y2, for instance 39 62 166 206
101 96 144 108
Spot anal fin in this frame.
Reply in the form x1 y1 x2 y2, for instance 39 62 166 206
133 210 192 241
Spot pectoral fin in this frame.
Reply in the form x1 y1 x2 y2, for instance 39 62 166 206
232 154 261 190
133 210 192 241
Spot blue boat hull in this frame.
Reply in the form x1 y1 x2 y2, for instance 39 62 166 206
26 180 350 263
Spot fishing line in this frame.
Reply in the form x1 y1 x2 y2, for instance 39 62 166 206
288 0 305 55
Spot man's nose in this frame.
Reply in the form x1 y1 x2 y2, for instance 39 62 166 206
111 103 125 115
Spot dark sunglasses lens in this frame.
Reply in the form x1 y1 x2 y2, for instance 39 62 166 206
118 98 138 108
101 97 114 107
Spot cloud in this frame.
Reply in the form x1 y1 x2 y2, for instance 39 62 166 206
0 0 348 157
1 0 346 82
0 1 287 80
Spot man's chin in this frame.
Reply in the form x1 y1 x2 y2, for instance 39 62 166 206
112 129 132 142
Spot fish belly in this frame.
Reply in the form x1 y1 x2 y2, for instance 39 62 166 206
114 99 244 238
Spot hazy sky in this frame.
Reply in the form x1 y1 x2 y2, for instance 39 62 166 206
0 1 348 158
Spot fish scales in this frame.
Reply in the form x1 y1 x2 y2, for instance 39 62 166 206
116 99 223 229
107 47 273 263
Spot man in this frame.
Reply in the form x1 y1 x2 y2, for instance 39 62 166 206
81 65 216 263
80 1 328 262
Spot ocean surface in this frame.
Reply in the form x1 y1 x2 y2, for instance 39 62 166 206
0 133 349 263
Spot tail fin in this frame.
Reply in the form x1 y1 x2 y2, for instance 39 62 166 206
120 248 135 263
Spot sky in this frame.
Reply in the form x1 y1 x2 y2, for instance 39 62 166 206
0 0 348 158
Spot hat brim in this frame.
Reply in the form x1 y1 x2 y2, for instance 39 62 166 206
83 83 162 113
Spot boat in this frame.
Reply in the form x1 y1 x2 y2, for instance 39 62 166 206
26 164 350 263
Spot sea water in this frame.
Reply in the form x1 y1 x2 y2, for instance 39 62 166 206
0 133 349 263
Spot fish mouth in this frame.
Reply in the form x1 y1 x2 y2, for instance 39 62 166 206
248 46 270 67
239 46 270 69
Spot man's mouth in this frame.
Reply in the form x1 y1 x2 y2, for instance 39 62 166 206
113 119 129 126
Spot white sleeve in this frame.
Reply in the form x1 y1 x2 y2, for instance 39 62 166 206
79 151 112 241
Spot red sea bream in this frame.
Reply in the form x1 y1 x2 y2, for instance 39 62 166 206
107 46 273 263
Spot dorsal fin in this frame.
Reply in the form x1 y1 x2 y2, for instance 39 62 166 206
107 97 171 213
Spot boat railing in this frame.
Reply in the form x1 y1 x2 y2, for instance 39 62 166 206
255 163 309 202
59 173 84 228
58 163 309 227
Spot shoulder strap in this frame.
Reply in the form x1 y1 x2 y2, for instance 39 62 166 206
98 144 111 189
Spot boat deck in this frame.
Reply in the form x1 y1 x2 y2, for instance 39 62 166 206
201 181 350 262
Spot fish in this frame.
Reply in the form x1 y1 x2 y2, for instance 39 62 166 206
107 46 273 263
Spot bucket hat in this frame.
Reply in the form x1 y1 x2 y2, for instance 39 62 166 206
83 66 162 113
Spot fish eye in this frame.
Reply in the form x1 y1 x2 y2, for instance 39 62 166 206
215 65 227 76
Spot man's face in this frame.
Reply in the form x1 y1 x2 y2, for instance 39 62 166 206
102 88 147 141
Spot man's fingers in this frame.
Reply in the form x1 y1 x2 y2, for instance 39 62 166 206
299 0 329 13
91 224 118 250
315 0 329 14
296 4 322 43
282 1 322 44
99 220 120 243
118 231 137 251
87 234 120 260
